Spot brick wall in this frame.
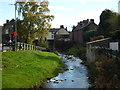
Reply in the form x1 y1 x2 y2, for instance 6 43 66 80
72 30 83 44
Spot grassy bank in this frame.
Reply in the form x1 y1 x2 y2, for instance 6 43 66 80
2 51 63 88
63 45 120 88
0 52 2 89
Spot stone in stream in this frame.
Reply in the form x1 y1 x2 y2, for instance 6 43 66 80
71 80 74 82
70 69 74 70
47 77 51 80
46 81 50 83
55 80 59 81
59 79 64 81
65 69 69 71
53 81 59 84
64 79 67 81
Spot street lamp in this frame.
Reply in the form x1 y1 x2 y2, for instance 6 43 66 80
10 2 17 51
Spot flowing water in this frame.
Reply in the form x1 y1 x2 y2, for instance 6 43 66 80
45 54 90 88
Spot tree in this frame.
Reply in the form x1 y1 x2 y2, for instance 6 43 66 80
98 9 114 37
83 29 98 42
16 0 54 44
107 12 119 32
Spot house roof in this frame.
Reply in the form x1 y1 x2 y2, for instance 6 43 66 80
56 28 69 35
73 19 97 31
50 25 68 34
50 28 59 32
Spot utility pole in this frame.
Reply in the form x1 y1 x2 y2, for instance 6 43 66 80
118 0 120 14
10 2 17 51
14 2 17 51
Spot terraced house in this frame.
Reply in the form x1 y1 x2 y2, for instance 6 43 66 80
72 19 98 44
47 25 70 42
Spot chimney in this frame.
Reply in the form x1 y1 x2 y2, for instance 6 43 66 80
6 20 9 23
66 27 67 30
87 19 89 23
90 19 94 23
73 25 76 29
83 20 86 23
79 21 83 26
60 25 64 28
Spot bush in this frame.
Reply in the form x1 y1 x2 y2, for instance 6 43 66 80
64 45 86 61
90 35 104 41
38 40 49 49
83 30 98 42
88 55 120 88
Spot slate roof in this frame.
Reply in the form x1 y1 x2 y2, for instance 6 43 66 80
73 19 97 31
74 23 90 31
50 25 68 33
50 28 59 32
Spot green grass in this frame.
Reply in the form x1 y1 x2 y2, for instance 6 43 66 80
0 52 2 89
2 51 63 88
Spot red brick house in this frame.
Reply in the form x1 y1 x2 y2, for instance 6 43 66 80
72 19 98 44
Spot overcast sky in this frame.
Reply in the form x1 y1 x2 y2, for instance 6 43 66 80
0 0 119 31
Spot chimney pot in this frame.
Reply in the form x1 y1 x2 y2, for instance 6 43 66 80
6 20 9 23
90 19 94 22
60 25 64 28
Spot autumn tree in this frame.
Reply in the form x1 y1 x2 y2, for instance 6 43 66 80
16 0 54 44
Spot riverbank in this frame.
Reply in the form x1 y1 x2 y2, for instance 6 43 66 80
2 51 63 88
87 55 120 88
62 45 120 88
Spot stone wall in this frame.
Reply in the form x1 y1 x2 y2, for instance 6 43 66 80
86 38 111 62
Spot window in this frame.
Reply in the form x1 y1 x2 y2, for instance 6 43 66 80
51 35 54 38
6 29 8 34
52 32 54 34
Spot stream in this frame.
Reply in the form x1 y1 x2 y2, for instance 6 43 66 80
45 54 90 88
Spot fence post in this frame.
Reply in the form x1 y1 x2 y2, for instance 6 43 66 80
23 43 26 50
26 44 28 50
33 46 34 50
21 43 23 50
30 45 32 50
28 44 30 50
115 50 120 60
29 44 31 50
17 42 20 51
32 45 33 50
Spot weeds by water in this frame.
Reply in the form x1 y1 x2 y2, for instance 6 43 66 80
87 55 120 88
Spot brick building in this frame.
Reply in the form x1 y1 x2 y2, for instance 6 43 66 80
72 19 98 44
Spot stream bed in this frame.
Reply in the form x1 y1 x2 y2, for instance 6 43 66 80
45 54 90 88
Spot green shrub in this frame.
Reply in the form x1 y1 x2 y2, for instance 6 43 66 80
63 45 86 62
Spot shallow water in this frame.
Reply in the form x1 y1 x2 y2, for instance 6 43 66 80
45 54 90 88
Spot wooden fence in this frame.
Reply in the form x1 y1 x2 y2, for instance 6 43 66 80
2 42 46 52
